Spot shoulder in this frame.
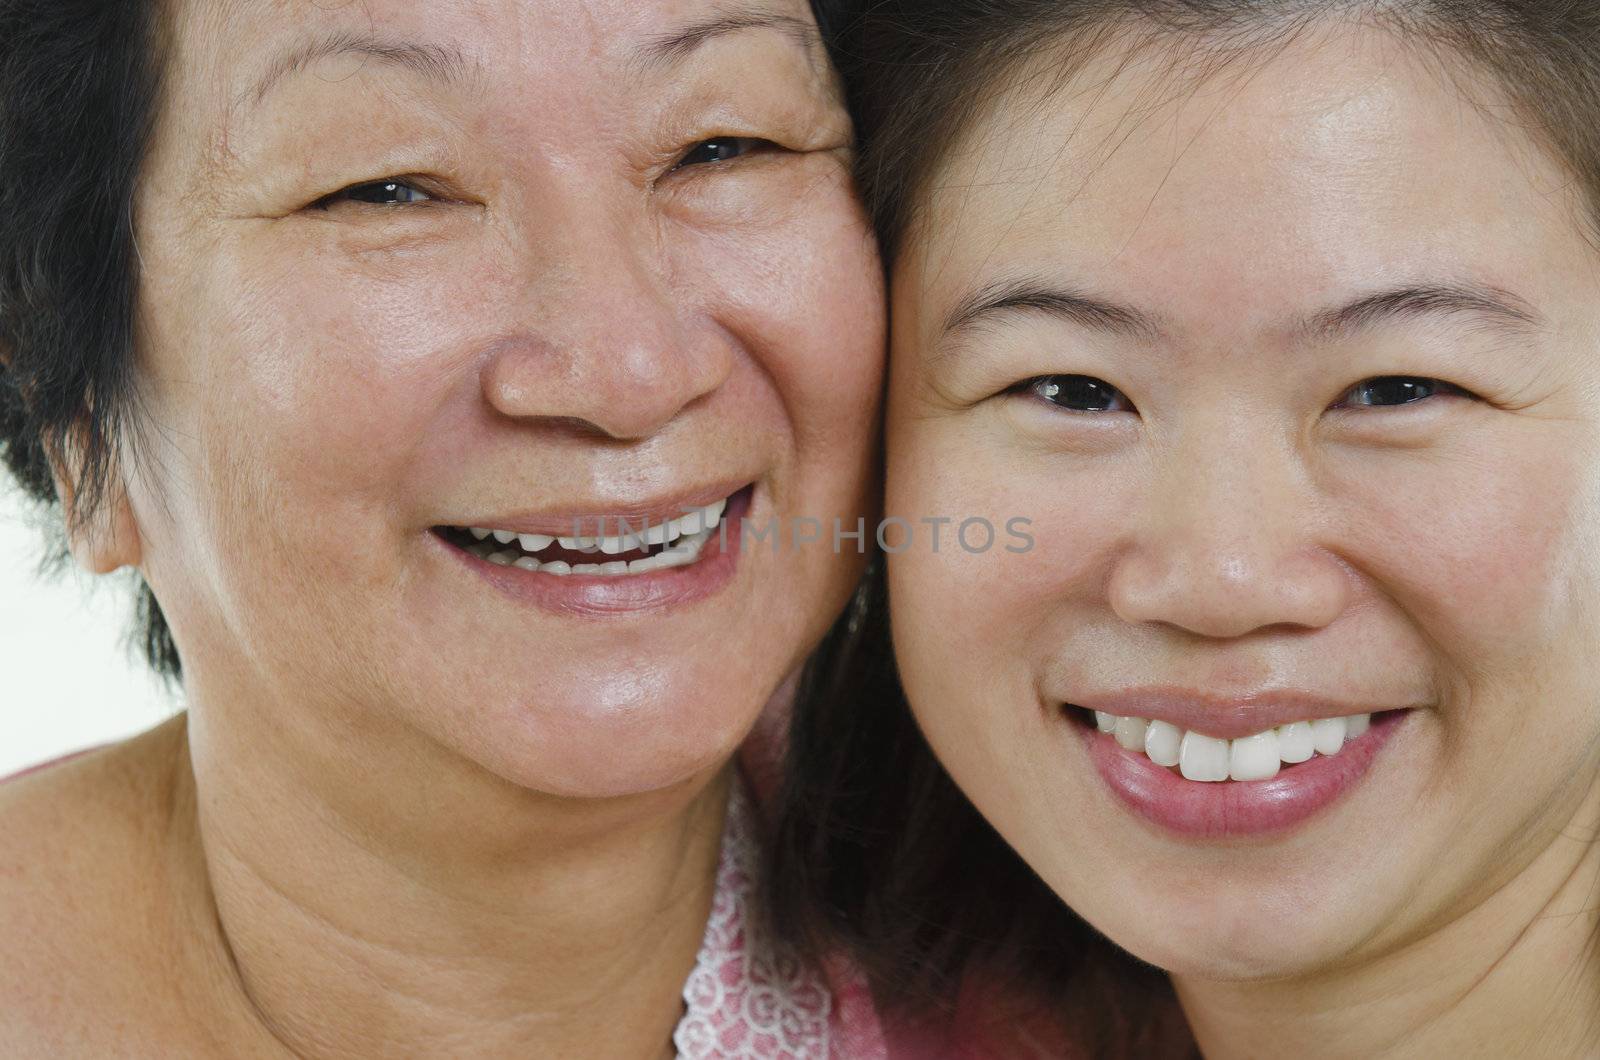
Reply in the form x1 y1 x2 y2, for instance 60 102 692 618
0 717 194 1054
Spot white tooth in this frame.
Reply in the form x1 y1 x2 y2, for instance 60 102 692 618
628 553 666 573
469 527 492 540
655 547 697 570
1143 720 1183 767
700 497 727 527
1311 717 1348 756
658 527 712 566
492 530 516 544
541 560 572 575
486 551 515 566
665 512 700 543
1229 731 1281 781
518 533 554 552
1179 732 1231 782
1276 721 1316 764
600 561 629 575
570 563 599 573
558 535 602 553
1094 710 1119 733
1114 716 1148 751
596 535 634 555
639 522 673 547
512 557 540 572
1344 713 1371 740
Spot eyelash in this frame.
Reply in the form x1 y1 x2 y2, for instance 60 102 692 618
312 137 783 210
311 179 437 210
1007 374 1475 414
668 136 780 173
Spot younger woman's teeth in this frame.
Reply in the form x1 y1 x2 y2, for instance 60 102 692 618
459 498 728 577
1093 710 1372 782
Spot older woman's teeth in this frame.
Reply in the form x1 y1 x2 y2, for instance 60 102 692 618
460 499 728 576
1092 710 1373 781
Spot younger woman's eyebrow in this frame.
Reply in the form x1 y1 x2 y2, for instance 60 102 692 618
1299 282 1546 342
942 278 1162 344
940 275 1547 353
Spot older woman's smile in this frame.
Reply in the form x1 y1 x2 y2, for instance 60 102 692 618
434 483 756 614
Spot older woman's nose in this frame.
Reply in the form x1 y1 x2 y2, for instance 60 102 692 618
1106 436 1351 639
481 234 734 441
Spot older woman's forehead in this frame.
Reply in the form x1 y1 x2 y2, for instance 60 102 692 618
172 0 825 84
157 0 827 176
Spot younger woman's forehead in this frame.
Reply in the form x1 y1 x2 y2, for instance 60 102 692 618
903 20 1591 332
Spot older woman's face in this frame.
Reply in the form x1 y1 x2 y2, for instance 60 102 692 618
126 0 882 797
886 24 1600 979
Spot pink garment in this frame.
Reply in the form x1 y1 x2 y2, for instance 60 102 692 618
674 779 890 1059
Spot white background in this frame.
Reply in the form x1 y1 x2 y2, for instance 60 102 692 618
0 481 179 778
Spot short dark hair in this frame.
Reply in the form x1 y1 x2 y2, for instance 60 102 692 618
0 0 177 675
0 0 851 682
771 0 1600 1050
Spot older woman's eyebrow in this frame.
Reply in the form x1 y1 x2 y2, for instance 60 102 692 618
941 279 1164 344
631 8 823 73
1299 282 1546 342
243 30 474 111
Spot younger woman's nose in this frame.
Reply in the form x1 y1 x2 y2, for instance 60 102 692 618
1106 440 1351 639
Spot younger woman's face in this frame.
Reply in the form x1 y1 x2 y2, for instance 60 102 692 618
886 23 1600 980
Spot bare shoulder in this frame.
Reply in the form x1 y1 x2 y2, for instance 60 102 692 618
0 716 193 1054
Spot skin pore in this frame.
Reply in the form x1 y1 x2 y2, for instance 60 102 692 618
0 0 882 1056
886 19 1599 1059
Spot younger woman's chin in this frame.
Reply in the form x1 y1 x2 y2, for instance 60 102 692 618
1066 880 1375 984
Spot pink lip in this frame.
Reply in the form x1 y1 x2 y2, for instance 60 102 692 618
433 486 753 617
1076 708 1409 839
1072 687 1415 740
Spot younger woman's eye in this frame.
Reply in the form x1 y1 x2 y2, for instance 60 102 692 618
314 179 434 209
1336 376 1467 408
672 137 774 171
1014 374 1132 413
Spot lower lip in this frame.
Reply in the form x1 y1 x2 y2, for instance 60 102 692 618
435 487 752 617
1076 709 1407 839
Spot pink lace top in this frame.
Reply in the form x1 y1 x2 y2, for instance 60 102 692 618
673 781 890 1060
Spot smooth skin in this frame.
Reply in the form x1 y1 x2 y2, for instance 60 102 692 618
0 0 883 1056
887 20 1599 1059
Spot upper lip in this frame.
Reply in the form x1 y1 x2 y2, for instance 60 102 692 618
444 480 749 538
1069 686 1421 740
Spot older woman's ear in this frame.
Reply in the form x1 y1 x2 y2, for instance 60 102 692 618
46 434 142 575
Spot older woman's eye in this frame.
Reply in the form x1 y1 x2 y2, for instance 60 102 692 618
1337 376 1468 408
672 137 775 171
1014 374 1133 413
313 179 434 210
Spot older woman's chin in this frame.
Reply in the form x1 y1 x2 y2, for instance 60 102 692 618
411 656 786 800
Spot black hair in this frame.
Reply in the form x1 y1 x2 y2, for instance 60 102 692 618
0 0 177 675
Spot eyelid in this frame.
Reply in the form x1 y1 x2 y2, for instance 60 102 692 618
666 136 786 176
310 176 441 211
1332 376 1474 410
1006 374 1136 414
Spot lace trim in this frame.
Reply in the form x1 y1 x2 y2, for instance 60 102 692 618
673 782 832 1059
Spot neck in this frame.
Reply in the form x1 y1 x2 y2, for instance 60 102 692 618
156 687 731 1059
1174 785 1600 1060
